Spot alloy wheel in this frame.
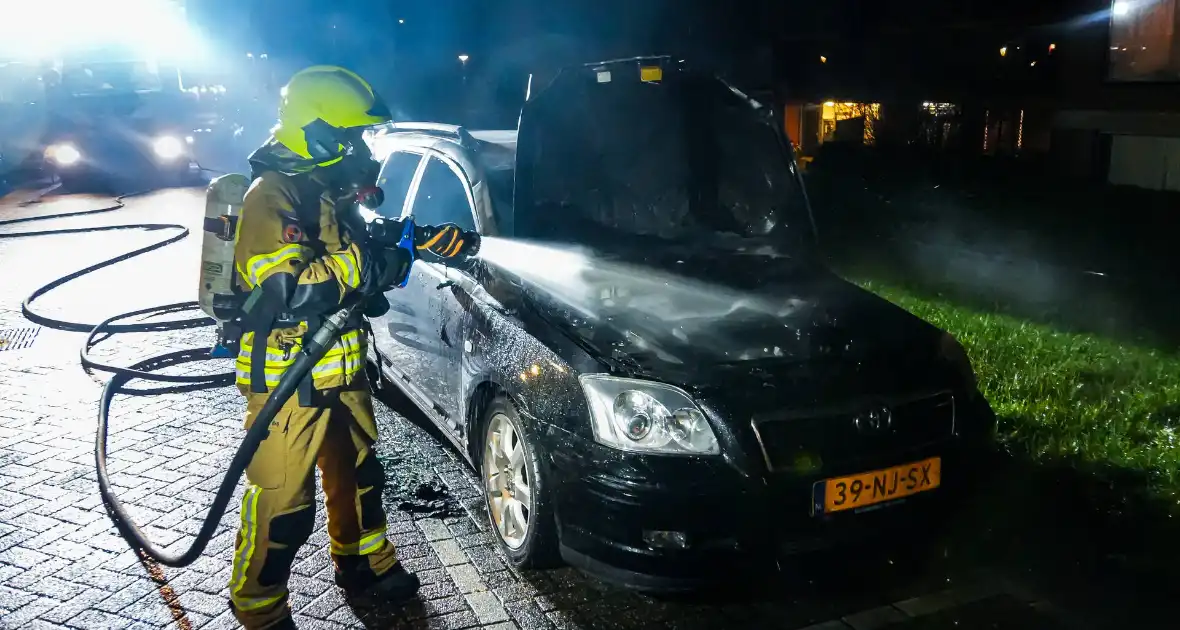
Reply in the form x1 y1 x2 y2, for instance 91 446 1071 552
483 412 532 549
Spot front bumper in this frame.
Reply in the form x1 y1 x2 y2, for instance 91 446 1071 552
547 394 996 591
45 137 196 182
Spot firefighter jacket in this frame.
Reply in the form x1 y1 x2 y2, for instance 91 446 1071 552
233 163 367 402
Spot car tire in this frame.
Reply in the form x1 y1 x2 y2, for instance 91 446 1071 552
479 396 560 569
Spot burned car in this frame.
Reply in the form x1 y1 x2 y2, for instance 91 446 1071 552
363 57 995 590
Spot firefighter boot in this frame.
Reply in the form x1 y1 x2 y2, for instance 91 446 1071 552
334 558 421 603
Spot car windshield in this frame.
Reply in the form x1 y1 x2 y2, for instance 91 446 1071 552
516 71 815 256
60 61 162 96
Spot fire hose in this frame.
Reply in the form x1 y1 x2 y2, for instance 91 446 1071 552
0 188 357 568
97 300 358 567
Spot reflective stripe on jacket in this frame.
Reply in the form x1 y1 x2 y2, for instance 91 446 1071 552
235 328 365 391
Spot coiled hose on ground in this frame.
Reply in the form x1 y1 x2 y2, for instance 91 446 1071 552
0 185 340 567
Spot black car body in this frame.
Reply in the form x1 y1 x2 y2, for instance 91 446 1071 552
364 58 995 591
40 61 199 188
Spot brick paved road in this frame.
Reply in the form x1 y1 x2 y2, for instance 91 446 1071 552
0 188 1080 630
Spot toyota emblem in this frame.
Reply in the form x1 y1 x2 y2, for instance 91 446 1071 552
853 406 893 435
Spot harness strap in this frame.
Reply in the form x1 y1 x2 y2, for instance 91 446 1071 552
249 319 273 394
203 216 238 240
297 314 323 407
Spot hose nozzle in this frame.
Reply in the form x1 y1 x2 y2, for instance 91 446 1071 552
462 230 481 259
307 306 355 355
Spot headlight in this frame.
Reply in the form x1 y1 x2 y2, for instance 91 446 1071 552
152 135 185 160
46 143 81 166
939 332 977 390
580 374 720 455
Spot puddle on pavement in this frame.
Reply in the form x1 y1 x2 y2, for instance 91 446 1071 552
887 594 1070 630
371 397 464 519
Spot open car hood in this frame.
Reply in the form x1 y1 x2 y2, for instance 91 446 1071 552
503 59 950 401
512 58 817 253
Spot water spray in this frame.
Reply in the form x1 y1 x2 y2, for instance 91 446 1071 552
475 236 819 363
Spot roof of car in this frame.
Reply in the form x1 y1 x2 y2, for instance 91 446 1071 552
367 123 517 173
469 129 517 151
469 130 516 172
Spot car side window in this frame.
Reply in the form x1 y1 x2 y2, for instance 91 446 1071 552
408 157 476 232
374 151 422 218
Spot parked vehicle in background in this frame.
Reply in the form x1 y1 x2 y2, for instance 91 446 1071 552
0 60 48 182
0 0 220 190
179 58 280 177
364 57 996 591
40 53 202 190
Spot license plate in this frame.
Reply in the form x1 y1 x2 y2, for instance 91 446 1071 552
813 457 941 515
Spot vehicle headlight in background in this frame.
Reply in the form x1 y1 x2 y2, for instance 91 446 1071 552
152 135 185 161
580 374 720 455
939 332 977 391
46 143 82 167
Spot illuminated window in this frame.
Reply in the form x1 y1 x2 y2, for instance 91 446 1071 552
820 101 881 145
918 103 960 149
983 110 990 153
863 103 881 145
1109 0 1180 81
1017 110 1024 150
923 102 957 116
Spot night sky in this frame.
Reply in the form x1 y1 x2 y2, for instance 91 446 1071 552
179 0 1094 124
184 0 1084 77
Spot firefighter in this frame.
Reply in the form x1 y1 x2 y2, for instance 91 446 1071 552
228 66 473 629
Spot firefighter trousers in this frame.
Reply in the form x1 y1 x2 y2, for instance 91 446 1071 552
229 378 400 629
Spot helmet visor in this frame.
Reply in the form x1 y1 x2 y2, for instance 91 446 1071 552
302 118 384 164
367 91 393 121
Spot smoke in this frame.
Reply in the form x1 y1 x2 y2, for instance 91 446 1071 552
892 208 1138 338
478 236 804 320
475 236 817 363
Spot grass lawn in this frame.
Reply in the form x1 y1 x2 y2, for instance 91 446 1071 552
858 279 1180 508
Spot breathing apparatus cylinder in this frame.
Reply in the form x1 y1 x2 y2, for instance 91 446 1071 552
199 173 251 358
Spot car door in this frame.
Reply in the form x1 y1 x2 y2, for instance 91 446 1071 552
395 154 477 433
368 150 438 398
414 156 483 435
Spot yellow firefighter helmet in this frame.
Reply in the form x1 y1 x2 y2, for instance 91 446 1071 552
272 65 392 165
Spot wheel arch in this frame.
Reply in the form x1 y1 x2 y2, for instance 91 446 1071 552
465 379 508 461
464 372 547 462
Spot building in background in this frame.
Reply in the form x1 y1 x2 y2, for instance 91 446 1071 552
783 101 881 153
768 0 1180 192
1051 0 1180 190
769 0 1066 159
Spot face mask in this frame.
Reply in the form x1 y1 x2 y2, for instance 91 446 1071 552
328 156 382 206
329 151 385 242
323 129 383 204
